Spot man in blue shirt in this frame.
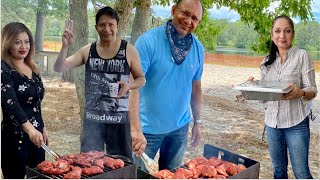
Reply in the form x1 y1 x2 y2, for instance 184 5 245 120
131 0 204 171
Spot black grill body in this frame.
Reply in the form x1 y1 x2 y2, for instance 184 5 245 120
203 144 260 179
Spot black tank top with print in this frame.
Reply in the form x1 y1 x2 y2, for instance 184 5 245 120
84 40 130 124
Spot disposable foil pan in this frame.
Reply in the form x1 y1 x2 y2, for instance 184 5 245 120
234 80 293 101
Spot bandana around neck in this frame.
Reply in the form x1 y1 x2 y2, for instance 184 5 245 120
166 20 193 65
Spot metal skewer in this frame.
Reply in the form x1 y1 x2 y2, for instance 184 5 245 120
41 144 61 160
140 152 158 174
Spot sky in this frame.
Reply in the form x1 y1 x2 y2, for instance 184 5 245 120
151 1 320 22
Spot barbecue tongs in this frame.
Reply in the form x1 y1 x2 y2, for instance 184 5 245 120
140 152 158 174
41 144 61 160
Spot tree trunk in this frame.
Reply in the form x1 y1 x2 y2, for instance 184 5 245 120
69 0 88 128
34 0 45 52
130 0 151 44
114 0 132 39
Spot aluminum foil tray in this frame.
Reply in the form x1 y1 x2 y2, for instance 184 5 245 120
234 80 292 101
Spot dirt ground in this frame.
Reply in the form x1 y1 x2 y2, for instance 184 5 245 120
41 64 319 179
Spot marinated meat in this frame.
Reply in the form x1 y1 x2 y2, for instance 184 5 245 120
207 157 224 167
53 159 70 170
172 168 193 179
187 156 208 166
186 159 197 170
216 164 229 177
36 151 127 177
36 160 54 172
63 151 105 167
82 166 104 176
196 164 217 178
113 159 125 168
190 167 202 178
63 166 82 179
154 169 174 179
153 156 247 179
237 164 247 172
93 159 104 169
223 162 238 175
102 157 115 169
194 157 209 165
72 157 92 167
37 159 71 175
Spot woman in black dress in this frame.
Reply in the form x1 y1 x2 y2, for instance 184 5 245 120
1 22 48 178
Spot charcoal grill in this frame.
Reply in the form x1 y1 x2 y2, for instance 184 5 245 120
137 144 260 179
137 169 157 179
203 144 260 179
26 155 136 179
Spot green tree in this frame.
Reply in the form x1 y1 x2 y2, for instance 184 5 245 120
68 0 89 124
295 21 320 51
130 0 152 44
195 18 226 52
212 0 314 53
147 0 314 53
217 21 258 49
1 0 68 51
114 0 133 39
35 0 46 51
1 0 37 30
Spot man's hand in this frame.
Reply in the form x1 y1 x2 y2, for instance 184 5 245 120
62 18 74 48
131 130 147 156
190 123 201 148
118 81 130 97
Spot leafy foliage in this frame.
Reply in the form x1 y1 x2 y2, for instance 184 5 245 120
295 21 320 51
1 0 68 32
195 17 227 52
216 20 320 52
210 0 314 53
217 21 259 48
1 0 37 30
145 0 314 53
2 0 316 54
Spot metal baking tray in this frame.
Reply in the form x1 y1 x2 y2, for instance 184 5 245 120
234 80 293 101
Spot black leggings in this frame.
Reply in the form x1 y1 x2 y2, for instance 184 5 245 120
1 123 45 179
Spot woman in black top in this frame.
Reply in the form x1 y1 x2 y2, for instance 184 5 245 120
1 22 48 178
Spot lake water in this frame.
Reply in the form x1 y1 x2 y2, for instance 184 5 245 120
215 47 320 61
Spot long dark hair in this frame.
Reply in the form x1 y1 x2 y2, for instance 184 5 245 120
1 22 39 74
264 15 294 67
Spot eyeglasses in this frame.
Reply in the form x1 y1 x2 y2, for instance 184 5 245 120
176 7 201 24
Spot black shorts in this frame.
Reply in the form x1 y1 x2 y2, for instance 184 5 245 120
81 120 133 162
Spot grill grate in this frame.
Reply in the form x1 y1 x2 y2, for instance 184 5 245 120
26 155 136 179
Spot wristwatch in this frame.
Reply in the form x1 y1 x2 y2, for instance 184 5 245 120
194 119 203 124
